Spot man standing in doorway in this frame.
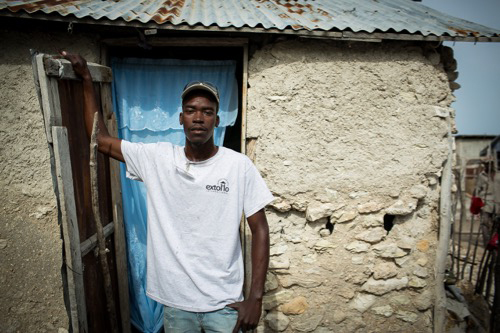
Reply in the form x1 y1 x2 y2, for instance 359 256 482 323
61 51 274 332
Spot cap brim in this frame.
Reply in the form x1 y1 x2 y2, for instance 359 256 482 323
181 85 220 103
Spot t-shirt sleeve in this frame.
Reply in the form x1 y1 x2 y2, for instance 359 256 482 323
121 140 153 182
243 158 275 218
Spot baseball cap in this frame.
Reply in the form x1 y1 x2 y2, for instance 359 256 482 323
181 81 220 104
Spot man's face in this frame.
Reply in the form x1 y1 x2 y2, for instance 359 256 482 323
180 92 219 146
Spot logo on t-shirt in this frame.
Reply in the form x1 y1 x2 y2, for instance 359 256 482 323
206 179 230 194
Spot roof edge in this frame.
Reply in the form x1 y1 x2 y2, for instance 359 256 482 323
1 11 500 43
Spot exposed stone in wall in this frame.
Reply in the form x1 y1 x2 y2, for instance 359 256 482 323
0 28 99 332
249 39 454 332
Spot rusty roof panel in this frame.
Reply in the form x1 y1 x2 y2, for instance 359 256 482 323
1 0 499 38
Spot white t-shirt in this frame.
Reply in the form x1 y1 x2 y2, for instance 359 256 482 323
121 140 274 312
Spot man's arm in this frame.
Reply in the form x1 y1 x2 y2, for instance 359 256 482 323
229 208 270 332
60 51 124 162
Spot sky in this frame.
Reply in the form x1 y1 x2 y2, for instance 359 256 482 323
421 0 500 136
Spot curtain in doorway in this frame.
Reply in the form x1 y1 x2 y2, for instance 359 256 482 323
111 57 238 333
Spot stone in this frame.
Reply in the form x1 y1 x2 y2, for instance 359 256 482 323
395 310 418 323
270 258 290 270
313 239 336 252
427 52 441 66
409 277 427 288
357 202 383 214
372 305 394 317
265 311 290 331
270 200 292 213
416 239 430 252
29 205 52 219
265 273 279 292
385 199 417 216
306 201 340 222
434 106 450 118
395 256 412 267
291 314 323 332
372 262 398 280
416 257 428 266
413 290 433 311
319 229 331 237
351 255 364 265
331 210 343 219
345 241 370 253
270 243 289 256
263 290 294 310
361 277 408 295
336 288 355 300
280 296 309 315
427 174 438 185
267 95 290 101
0 239 7 250
446 297 470 320
362 214 384 227
355 227 386 244
413 266 429 278
410 185 428 199
373 243 408 258
391 294 411 305
396 236 415 250
302 254 317 264
350 273 370 285
270 235 282 247
332 311 347 323
292 200 308 212
337 210 358 223
349 191 369 199
280 276 322 289
350 293 376 313
283 160 292 166
389 189 400 198
344 317 367 332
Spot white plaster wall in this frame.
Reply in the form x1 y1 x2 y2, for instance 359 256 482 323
247 40 455 332
0 28 99 332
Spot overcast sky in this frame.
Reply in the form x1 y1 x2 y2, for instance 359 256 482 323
421 0 500 136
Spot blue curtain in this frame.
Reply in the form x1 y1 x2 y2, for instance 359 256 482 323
111 58 238 333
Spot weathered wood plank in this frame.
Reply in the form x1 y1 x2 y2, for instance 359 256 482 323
80 222 115 257
90 114 119 333
36 54 63 142
52 126 88 333
434 118 453 333
241 44 254 298
102 81 132 333
43 56 113 83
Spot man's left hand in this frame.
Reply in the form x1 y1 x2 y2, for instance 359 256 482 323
228 297 263 332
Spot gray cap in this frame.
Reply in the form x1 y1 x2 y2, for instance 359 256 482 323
181 81 220 104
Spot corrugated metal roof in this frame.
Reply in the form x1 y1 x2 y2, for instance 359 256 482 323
1 0 499 39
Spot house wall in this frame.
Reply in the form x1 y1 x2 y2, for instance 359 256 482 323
0 28 99 332
0 26 457 332
247 39 455 332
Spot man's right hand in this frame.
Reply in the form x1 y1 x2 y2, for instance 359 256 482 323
58 50 124 162
59 51 92 81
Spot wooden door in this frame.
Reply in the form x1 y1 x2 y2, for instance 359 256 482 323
32 53 131 333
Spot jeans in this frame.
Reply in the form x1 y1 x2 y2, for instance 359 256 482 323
164 305 240 333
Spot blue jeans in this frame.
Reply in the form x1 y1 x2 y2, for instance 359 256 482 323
164 305 240 333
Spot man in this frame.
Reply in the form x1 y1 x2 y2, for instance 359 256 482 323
61 51 273 332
